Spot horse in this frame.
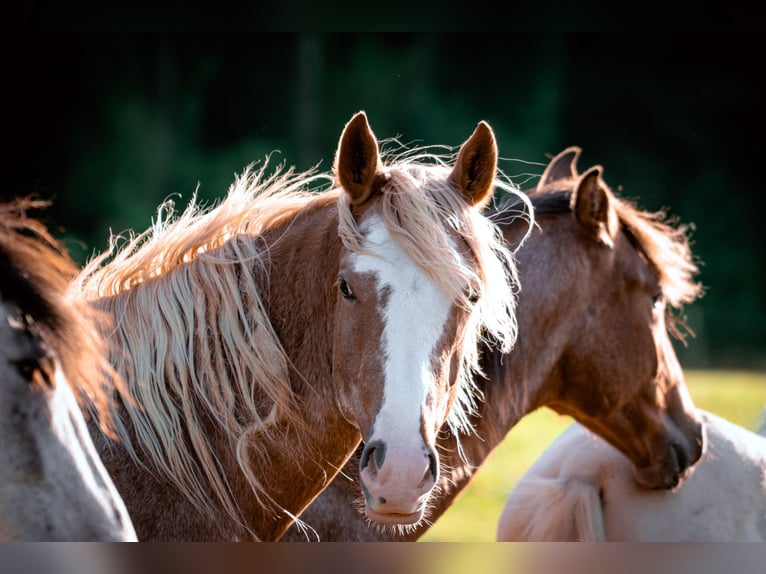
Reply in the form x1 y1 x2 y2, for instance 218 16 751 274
0 198 137 541
496 408 766 541
72 111 523 541
280 145 706 541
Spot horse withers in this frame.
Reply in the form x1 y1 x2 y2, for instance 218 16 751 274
75 112 522 540
0 199 136 541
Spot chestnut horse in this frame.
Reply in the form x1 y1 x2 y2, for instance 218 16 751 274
73 112 523 541
281 146 706 540
0 199 136 541
497 409 766 541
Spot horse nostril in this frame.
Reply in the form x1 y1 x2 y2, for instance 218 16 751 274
374 443 387 469
360 440 387 474
672 442 689 474
428 452 438 479
419 451 438 487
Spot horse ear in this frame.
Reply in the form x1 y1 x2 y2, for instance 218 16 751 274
335 111 382 206
571 165 618 247
538 146 581 191
449 121 498 209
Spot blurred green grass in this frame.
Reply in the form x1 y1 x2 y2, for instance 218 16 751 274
419 369 766 542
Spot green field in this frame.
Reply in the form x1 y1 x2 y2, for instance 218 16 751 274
419 369 766 542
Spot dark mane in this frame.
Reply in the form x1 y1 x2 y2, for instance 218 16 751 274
0 198 116 425
492 188 570 226
0 200 74 328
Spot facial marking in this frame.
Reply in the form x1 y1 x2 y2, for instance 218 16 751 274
351 215 454 449
49 373 103 489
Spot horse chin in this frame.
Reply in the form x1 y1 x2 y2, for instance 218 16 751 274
634 462 683 490
364 505 425 526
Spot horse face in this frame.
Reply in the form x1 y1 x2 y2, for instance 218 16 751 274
550 166 704 489
332 215 477 524
560 235 705 488
0 300 136 541
330 112 501 524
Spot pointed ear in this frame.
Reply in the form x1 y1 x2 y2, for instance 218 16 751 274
570 166 618 247
538 146 581 191
449 121 498 209
334 111 382 206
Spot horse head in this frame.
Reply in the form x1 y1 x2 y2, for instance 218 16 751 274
537 149 705 489
331 112 518 523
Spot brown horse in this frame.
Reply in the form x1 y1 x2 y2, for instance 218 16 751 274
74 112 523 541
281 146 706 541
0 198 136 541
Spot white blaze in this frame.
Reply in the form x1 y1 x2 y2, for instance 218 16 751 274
352 215 453 450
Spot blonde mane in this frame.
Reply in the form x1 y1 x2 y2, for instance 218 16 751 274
338 144 526 436
73 159 334 533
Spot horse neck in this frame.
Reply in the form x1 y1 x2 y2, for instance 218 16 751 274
406 213 584 535
450 214 577 446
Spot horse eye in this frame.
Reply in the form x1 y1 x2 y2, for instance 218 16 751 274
339 278 356 300
652 293 664 310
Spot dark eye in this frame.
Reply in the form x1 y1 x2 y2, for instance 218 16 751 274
652 293 664 310
339 277 356 300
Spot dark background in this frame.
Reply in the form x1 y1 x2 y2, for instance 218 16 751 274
6 34 764 369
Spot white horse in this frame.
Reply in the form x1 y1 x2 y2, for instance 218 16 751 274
496 409 766 541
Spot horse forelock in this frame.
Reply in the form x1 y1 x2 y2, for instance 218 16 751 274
0 199 117 430
73 160 337 535
337 149 524 437
613 198 702 308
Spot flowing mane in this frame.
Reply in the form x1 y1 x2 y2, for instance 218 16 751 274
74 159 333 529
0 198 115 429
73 140 524 534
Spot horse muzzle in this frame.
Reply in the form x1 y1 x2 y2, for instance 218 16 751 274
633 417 707 489
358 440 438 524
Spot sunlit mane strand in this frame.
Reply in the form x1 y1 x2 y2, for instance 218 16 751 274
337 144 528 436
76 159 333 298
73 159 335 536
